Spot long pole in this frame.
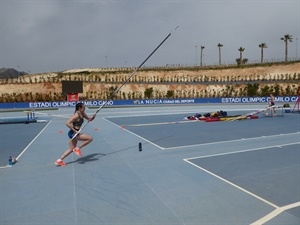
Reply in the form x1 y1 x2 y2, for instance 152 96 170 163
70 26 179 141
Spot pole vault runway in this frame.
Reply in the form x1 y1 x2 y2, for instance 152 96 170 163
0 104 299 225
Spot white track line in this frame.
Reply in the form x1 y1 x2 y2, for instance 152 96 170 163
17 121 52 160
104 111 194 119
71 153 79 224
103 118 164 149
165 132 300 150
102 107 261 118
123 119 201 127
0 121 52 169
184 143 300 224
184 159 279 208
184 141 300 161
250 202 300 225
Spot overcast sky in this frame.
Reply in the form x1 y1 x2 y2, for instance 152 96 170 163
1 0 299 74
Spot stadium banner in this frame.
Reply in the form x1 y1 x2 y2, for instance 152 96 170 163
67 93 79 102
0 96 298 109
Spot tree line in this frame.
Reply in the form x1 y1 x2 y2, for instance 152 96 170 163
202 34 294 66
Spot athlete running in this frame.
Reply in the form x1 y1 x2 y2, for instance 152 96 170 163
55 102 95 166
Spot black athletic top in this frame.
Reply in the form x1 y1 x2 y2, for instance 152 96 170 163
72 112 84 127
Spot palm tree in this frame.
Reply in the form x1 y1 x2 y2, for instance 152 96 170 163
238 47 245 64
200 46 205 66
258 43 268 63
281 34 293 61
217 43 223 65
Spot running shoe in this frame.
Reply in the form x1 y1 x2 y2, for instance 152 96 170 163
55 160 66 167
73 147 82 157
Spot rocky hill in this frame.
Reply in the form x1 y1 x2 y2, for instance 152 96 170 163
0 68 27 79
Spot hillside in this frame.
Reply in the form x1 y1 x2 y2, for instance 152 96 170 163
0 68 27 79
0 62 299 102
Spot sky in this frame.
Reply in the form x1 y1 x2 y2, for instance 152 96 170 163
0 0 299 74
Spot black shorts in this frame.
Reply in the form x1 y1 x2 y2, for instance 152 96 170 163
68 128 79 139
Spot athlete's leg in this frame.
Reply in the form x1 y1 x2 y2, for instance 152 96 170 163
76 133 93 149
60 139 78 160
